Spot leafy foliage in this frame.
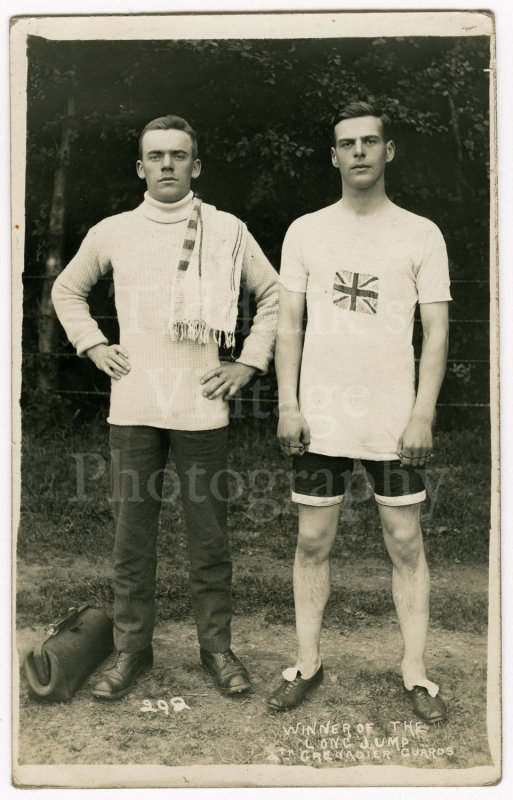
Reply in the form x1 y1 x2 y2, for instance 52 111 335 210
23 35 491 415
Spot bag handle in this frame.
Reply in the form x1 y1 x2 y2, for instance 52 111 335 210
46 605 78 636
45 603 90 638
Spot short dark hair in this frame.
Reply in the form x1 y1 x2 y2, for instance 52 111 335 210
331 101 392 145
138 114 199 159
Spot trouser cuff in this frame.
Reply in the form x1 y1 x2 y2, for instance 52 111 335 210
197 632 232 653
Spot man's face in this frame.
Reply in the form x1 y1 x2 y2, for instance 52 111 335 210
331 116 394 190
136 128 201 203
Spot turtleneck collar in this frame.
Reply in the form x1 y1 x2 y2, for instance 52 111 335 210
140 190 194 223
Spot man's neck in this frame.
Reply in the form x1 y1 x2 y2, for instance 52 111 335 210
145 190 193 208
142 190 194 223
339 182 391 217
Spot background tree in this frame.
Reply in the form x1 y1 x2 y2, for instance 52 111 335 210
22 34 491 427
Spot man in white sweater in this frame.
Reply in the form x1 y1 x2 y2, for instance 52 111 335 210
52 115 279 700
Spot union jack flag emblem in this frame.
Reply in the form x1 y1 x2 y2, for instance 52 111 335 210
332 270 379 315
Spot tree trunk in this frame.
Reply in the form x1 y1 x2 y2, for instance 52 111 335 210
37 92 75 392
446 91 467 201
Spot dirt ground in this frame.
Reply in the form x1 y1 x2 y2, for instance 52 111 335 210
14 556 493 781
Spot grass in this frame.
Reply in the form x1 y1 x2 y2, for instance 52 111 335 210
17 570 489 635
17 405 492 627
18 407 491 562
16 618 493 772
431 590 489 633
15 404 495 776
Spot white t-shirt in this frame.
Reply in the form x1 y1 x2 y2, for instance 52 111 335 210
280 200 452 460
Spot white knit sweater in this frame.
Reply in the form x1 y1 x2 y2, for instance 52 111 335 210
52 192 279 430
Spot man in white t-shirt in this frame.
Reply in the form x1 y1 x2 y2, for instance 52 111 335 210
267 101 450 723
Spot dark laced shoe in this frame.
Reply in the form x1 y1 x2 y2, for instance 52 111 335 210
405 685 448 723
267 665 324 711
92 646 153 700
200 647 251 695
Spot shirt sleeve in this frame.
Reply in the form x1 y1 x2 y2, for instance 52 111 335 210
279 219 308 293
51 224 112 356
237 231 279 374
416 222 452 304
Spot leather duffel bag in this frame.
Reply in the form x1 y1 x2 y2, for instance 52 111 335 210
23 603 114 702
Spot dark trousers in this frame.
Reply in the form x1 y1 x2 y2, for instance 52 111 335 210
109 424 231 654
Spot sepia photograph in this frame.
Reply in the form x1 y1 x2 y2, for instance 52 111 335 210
10 7 500 789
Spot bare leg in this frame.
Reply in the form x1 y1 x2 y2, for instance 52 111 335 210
293 503 340 678
378 502 431 688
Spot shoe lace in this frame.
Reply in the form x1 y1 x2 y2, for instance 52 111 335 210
220 650 237 665
282 675 302 693
101 652 125 677
111 651 144 672
108 651 130 672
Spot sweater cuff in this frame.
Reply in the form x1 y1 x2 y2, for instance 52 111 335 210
237 335 275 375
76 331 109 358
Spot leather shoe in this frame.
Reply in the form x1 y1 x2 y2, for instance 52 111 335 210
200 648 251 695
405 685 448 723
92 646 153 700
267 665 324 711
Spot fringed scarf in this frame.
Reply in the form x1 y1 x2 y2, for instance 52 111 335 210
168 196 247 348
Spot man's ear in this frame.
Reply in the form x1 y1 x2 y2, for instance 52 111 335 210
136 160 145 179
192 159 202 179
331 147 338 168
386 140 395 163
